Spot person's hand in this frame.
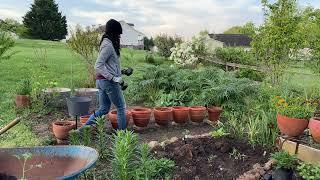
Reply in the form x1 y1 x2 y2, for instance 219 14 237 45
112 76 123 84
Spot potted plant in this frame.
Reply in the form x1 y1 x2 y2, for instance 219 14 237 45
273 96 316 137
172 106 190 124
207 106 223 122
271 151 298 180
52 120 76 140
131 108 152 127
108 110 131 129
309 117 320 143
15 79 32 109
190 106 206 123
154 107 172 126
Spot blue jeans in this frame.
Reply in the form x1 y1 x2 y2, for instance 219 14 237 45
85 80 126 130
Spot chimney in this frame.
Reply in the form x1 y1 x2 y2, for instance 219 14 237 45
127 23 134 27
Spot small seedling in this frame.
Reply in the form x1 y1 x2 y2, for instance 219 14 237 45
229 148 246 161
69 129 81 145
210 127 229 138
95 116 108 159
82 125 92 146
13 153 43 180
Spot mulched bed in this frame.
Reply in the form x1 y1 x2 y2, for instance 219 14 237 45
152 136 270 180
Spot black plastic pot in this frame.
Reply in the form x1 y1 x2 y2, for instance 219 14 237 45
273 168 293 180
67 96 92 117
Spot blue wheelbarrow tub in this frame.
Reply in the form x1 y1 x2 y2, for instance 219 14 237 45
0 146 99 180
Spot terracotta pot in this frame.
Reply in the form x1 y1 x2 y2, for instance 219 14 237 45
52 121 76 140
277 114 309 137
108 110 131 129
309 117 320 143
131 108 152 127
154 107 172 126
15 95 31 109
207 106 223 121
190 106 206 123
80 115 90 126
172 106 190 124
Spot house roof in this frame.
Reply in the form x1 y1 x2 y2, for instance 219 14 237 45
96 20 145 36
209 34 252 47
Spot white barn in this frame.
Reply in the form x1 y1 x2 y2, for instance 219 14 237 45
119 21 145 49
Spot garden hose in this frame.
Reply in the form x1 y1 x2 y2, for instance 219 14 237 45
0 117 21 136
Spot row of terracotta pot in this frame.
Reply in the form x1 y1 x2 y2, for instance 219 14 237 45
106 106 223 129
277 114 320 143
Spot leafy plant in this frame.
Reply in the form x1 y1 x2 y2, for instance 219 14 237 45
69 129 81 145
215 47 257 66
154 34 182 58
13 153 43 180
16 78 32 95
67 25 100 87
0 31 15 62
95 116 108 159
271 151 298 170
236 69 266 82
229 148 246 161
210 127 229 138
297 162 320 180
82 125 92 147
272 96 317 119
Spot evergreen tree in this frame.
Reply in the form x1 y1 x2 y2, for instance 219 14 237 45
23 0 67 40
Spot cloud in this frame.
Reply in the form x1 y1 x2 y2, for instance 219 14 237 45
0 8 25 22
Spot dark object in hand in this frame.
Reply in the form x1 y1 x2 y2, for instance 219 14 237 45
120 81 128 91
121 68 133 76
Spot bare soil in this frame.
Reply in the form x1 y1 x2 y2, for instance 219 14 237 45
152 136 270 180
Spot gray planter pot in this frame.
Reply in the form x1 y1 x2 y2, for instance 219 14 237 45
67 96 92 117
43 88 71 109
75 88 99 110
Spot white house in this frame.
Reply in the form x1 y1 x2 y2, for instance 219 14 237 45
119 21 145 49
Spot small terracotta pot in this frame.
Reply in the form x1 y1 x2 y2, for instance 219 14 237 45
172 106 189 124
52 121 76 140
190 106 206 123
15 95 31 109
277 114 309 137
131 108 152 127
80 115 90 126
207 106 223 121
154 107 172 126
309 117 320 143
108 110 131 129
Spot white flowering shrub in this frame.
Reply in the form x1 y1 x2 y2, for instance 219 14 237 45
170 32 222 66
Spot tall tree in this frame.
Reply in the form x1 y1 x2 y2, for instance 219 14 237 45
224 22 256 37
23 0 67 40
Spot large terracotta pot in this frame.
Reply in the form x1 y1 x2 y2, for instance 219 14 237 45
207 106 223 121
15 95 31 109
52 121 76 140
190 106 206 123
80 115 90 126
172 106 189 124
277 114 309 137
309 117 320 143
154 107 172 126
131 108 152 127
108 110 131 129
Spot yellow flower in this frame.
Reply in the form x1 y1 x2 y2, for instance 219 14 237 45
284 103 288 107
278 99 286 104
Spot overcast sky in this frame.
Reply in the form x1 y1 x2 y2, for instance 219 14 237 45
0 0 319 38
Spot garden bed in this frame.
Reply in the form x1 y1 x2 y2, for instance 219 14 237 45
152 136 270 180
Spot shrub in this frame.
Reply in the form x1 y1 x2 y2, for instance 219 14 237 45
215 47 257 66
271 151 298 170
0 31 15 62
170 32 221 67
236 69 266 82
297 162 320 180
154 34 182 58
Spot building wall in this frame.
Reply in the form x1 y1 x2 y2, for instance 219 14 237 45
120 22 144 47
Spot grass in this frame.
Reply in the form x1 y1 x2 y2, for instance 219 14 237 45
0 39 163 147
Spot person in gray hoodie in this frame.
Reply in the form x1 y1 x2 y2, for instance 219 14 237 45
84 19 127 130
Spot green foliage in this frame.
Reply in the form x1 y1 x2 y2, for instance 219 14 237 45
69 130 81 145
252 0 302 84
82 125 92 146
67 25 100 87
154 34 182 58
23 0 67 40
271 151 298 170
215 47 257 66
272 96 317 119
297 162 320 180
0 31 16 61
229 148 246 161
224 22 256 37
13 153 43 180
95 116 108 159
16 78 32 95
210 127 229 138
143 37 154 51
236 69 266 82
145 53 161 65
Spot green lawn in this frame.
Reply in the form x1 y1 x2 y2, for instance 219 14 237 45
0 39 156 147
